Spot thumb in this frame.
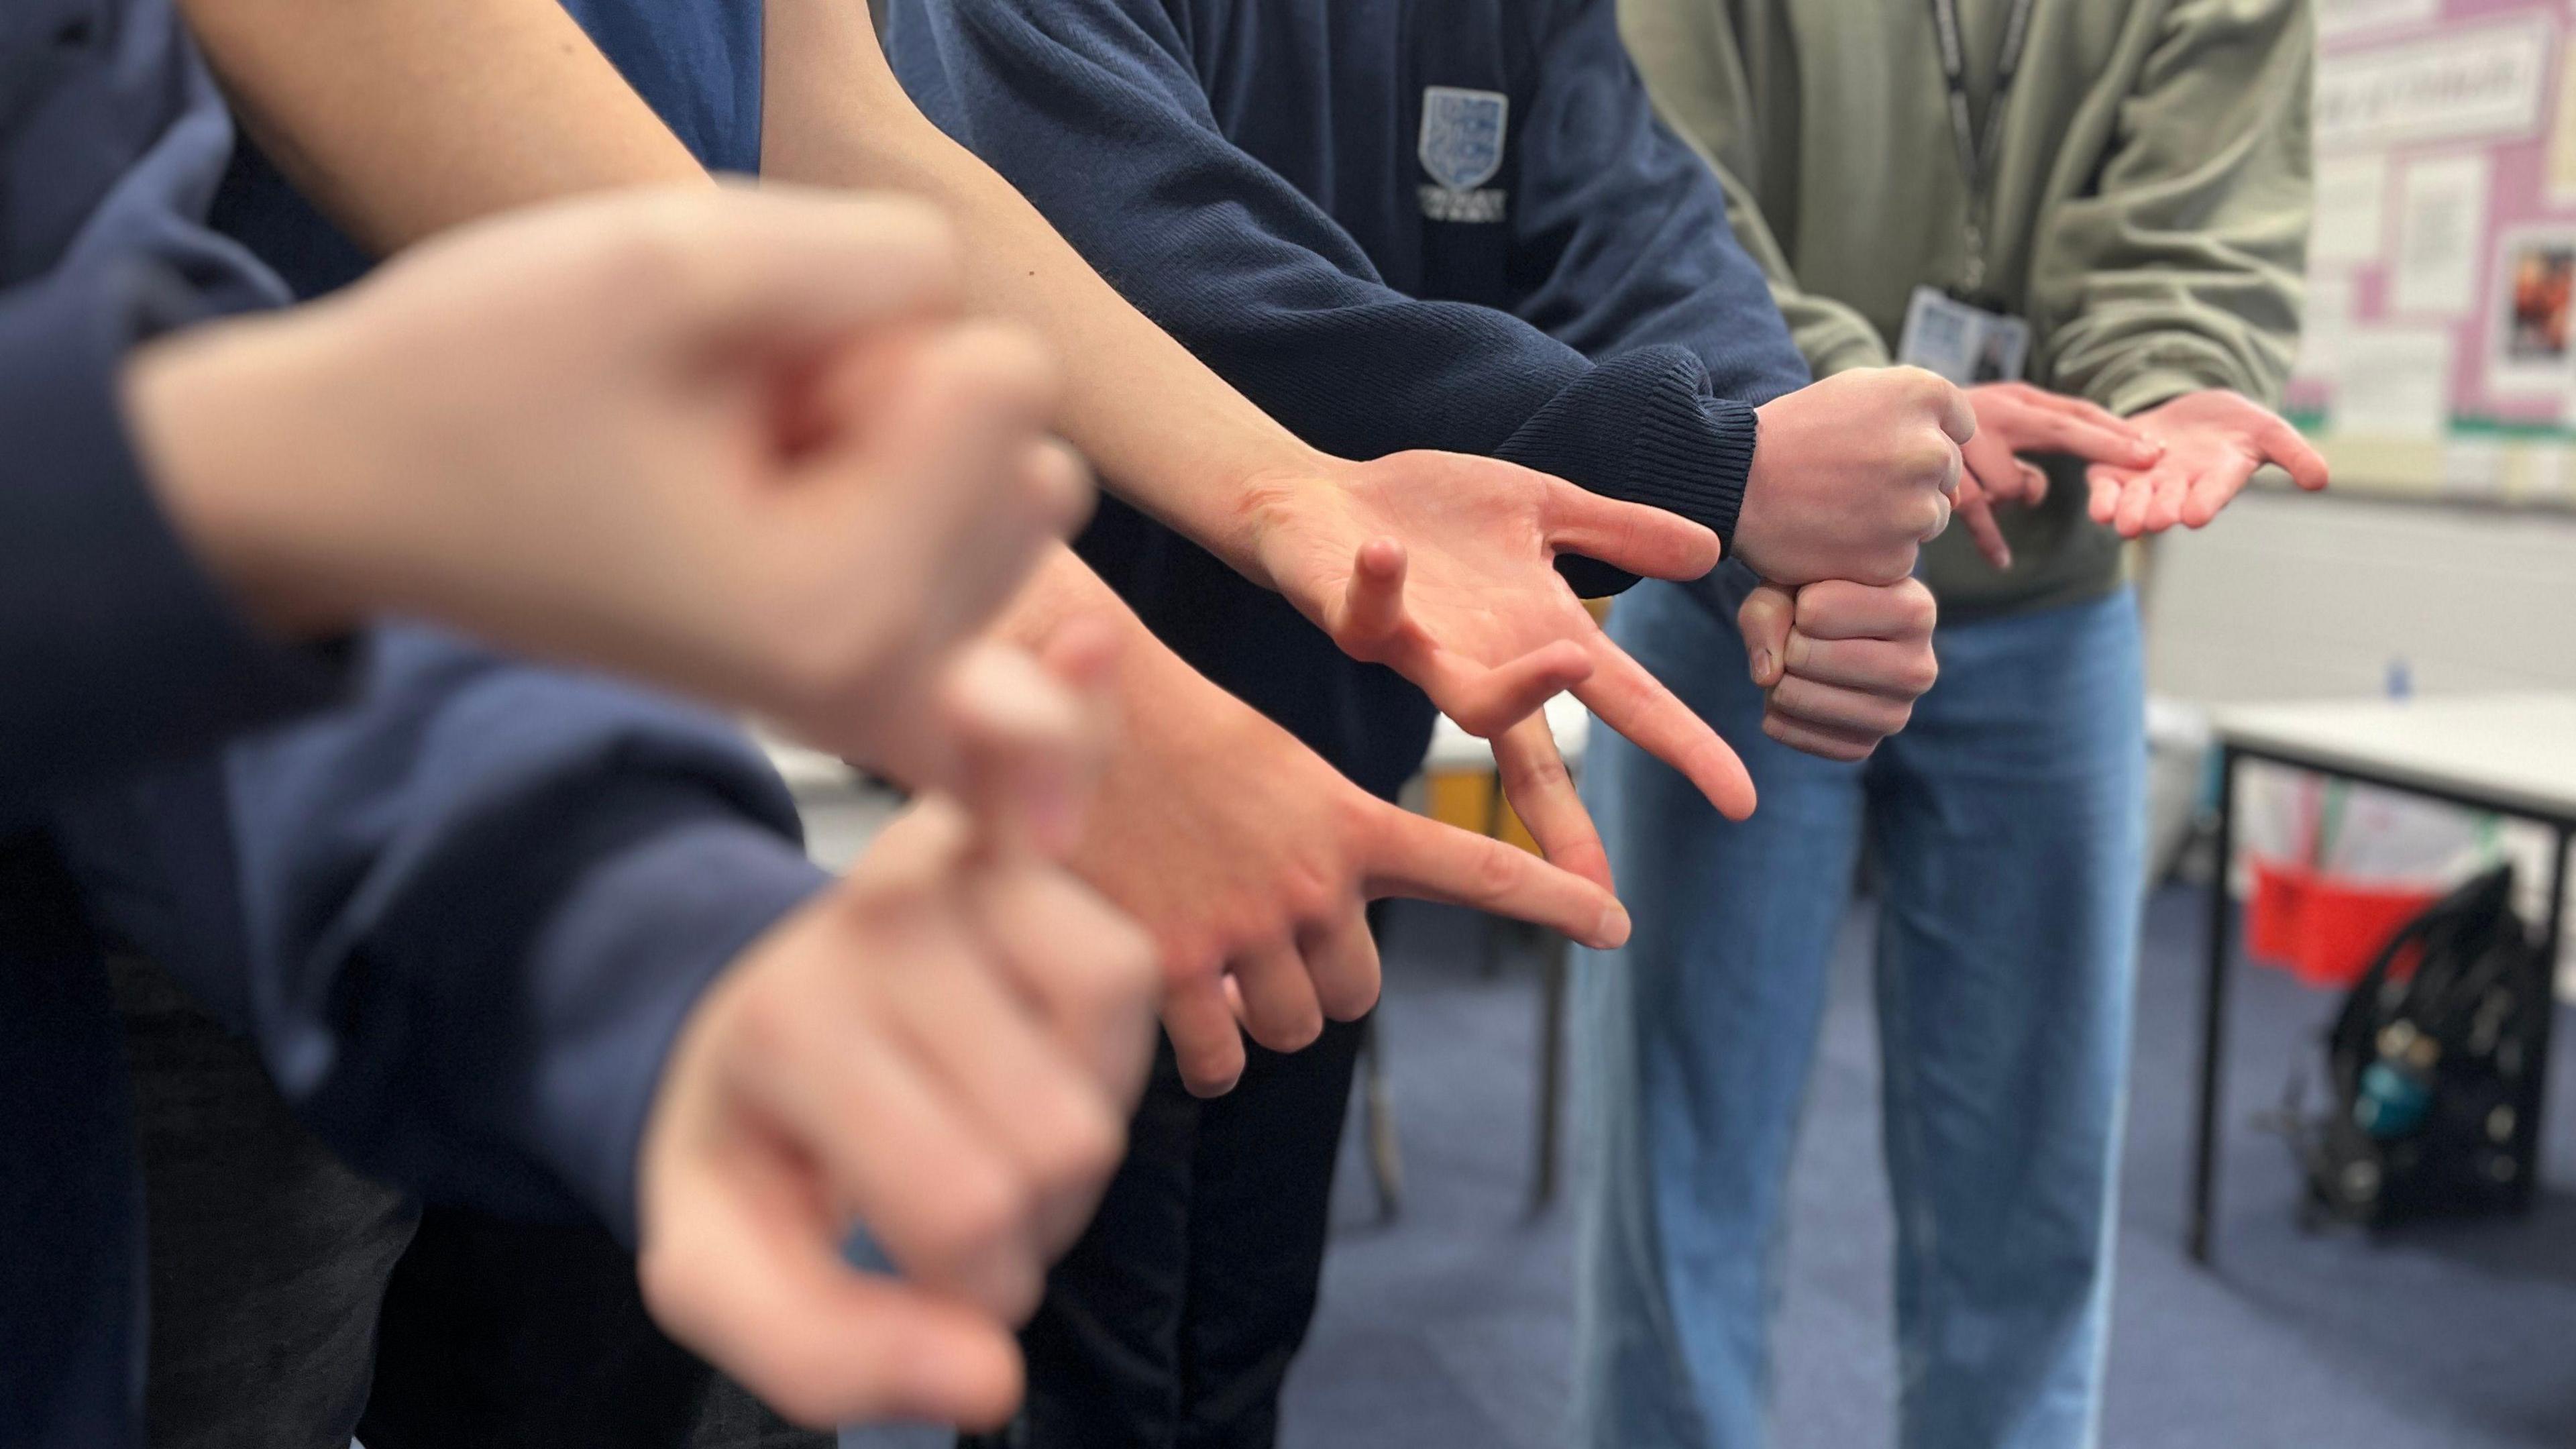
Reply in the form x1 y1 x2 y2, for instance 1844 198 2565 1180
936 640 1098 859
2252 413 2332 492
636 1143 1026 1431
1738 583 1796 688
1542 484 1725 581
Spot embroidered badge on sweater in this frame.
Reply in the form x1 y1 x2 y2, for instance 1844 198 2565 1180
1418 86 1509 223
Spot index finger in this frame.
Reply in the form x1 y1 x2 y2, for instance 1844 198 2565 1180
1951 476 2013 571
2010 406 2164 468
637 1146 1024 1431
1572 641 1758 821
1360 805 1630 949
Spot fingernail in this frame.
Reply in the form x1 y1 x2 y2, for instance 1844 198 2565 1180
1752 648 1776 682
1593 901 1633 949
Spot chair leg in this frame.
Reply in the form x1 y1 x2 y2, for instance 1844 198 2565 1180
1530 934 1568 1216
1358 1013 1404 1222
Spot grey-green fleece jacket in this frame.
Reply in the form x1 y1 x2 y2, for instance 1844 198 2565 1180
1621 0 2314 616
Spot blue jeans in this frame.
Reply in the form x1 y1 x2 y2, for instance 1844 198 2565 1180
1571 574 2145 1449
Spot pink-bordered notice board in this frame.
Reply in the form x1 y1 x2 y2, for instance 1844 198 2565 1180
2294 0 2576 506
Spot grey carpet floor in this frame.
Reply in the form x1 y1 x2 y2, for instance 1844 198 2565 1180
1282 888 2576 1449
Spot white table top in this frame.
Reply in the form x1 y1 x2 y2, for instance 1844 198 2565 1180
1421 694 1593 773
2212 693 2576 822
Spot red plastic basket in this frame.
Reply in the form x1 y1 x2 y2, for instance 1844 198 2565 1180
2245 858 2441 988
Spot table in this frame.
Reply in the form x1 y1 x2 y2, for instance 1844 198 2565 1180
2188 694 2576 1265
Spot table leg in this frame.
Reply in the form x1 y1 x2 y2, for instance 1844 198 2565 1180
2188 745 2238 1267
2512 824 2571 1210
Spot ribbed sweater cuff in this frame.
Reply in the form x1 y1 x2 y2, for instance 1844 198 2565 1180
1621 392 1758 548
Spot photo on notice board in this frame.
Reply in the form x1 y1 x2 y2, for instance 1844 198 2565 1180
2485 225 2576 397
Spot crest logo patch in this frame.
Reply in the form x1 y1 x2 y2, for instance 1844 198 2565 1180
1417 87 1509 192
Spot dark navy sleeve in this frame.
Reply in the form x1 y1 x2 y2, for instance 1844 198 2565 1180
888 0 1758 594
204 629 826 1240
1508 0 1810 405
0 69 350 823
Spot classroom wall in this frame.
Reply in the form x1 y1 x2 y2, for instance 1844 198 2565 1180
2143 490 2576 704
2143 488 2576 979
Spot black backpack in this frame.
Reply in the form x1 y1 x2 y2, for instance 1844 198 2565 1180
2282 865 2550 1228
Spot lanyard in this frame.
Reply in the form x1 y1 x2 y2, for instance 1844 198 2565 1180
1927 0 2035 294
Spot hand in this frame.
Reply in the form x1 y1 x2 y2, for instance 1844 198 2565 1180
1737 578 1938 762
1242 451 1759 845
634 627 1157 1430
1030 556 1633 1095
1731 367 1973 587
2084 390 2329 538
1950 382 2164 570
124 184 1087 780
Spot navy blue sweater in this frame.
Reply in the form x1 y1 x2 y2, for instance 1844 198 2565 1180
888 0 1809 796
66 0 815 1229
0 3 351 1437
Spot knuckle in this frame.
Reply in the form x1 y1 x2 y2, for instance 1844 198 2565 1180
1036 1095 1128 1188
1900 367 1953 410
1263 1006 1327 1054
933 1163 1036 1260
729 981 816 1069
1902 439 1957 487
1896 581 1938 633
1093 916 1163 1002
633 1236 712 1338
1320 964 1383 1022
1265 865 1337 929
1466 842 1524 903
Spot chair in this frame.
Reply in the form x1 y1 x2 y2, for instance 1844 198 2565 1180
1372 695 1593 1218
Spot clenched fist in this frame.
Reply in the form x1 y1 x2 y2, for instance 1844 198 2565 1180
635 627 1157 1432
1737 577 1939 762
1732 367 1974 588
125 184 1087 782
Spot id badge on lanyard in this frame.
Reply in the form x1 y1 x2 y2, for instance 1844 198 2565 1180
1897 0 2036 386
1897 286 2030 385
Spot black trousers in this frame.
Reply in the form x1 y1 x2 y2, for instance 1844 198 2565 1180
965 1013 1366 1449
112 951 823 1449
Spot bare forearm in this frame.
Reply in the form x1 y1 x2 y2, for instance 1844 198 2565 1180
760 0 1330 582
176 0 707 256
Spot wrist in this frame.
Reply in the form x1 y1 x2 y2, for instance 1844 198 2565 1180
120 310 375 639
1217 444 1354 595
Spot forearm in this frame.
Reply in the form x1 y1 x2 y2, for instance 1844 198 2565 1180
1 262 353 818
219 627 825 1233
761 0 1322 580
177 0 707 256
